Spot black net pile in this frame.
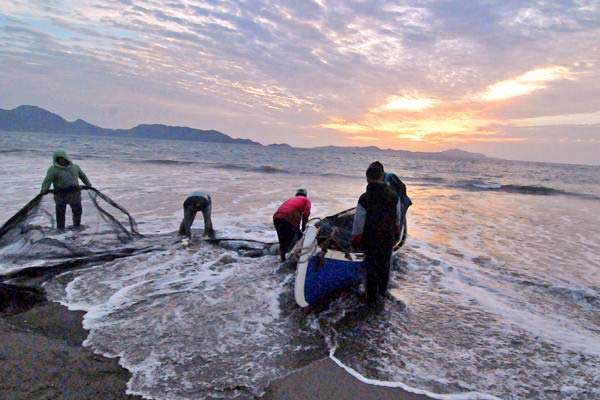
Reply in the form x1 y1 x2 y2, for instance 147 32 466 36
0 187 142 274
315 207 356 253
314 206 408 254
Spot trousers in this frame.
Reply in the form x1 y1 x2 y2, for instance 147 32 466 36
273 218 301 261
364 244 393 302
179 196 214 238
54 189 82 230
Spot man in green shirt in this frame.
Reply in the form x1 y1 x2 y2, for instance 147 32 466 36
41 150 92 230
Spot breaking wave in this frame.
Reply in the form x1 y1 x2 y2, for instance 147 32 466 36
457 180 600 200
215 163 289 174
137 159 199 165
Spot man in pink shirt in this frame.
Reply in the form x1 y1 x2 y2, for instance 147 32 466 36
273 189 311 261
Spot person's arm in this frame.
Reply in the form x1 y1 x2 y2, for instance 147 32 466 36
41 167 54 193
395 199 403 237
77 166 92 187
301 198 311 231
351 202 366 246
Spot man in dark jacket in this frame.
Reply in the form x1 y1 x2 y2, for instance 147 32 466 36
384 170 412 233
178 192 215 239
352 162 402 303
41 150 92 230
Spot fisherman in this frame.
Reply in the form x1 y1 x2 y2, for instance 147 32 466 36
178 192 215 239
41 149 92 231
383 168 412 231
351 162 403 303
273 189 311 262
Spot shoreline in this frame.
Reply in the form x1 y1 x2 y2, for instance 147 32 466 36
1 282 432 400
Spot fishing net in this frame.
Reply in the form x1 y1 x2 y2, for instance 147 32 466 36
0 186 142 275
315 206 408 254
315 208 357 253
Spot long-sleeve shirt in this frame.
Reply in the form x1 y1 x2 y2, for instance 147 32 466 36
273 196 311 229
41 150 91 192
41 163 91 192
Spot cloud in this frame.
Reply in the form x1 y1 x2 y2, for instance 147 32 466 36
510 110 600 127
478 66 574 102
370 95 441 113
1 0 599 163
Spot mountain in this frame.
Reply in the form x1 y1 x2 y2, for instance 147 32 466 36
1 105 489 160
0 105 260 145
434 149 488 160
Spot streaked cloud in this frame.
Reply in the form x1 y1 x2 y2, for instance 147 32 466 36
479 66 574 102
510 110 600 127
0 0 599 163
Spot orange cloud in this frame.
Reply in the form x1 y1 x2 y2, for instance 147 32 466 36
478 66 573 102
370 95 440 112
320 65 578 149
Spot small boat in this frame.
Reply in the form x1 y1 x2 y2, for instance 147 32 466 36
293 208 406 307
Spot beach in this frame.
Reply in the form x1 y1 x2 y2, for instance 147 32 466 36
0 296 140 400
1 284 429 400
1 132 599 399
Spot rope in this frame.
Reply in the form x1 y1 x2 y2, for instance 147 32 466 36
204 237 278 246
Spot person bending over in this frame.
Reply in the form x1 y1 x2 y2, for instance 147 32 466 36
178 192 215 239
273 189 311 262
41 150 92 231
352 162 402 303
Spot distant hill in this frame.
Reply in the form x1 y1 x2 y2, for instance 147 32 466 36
0 105 260 145
1 105 488 160
312 145 488 160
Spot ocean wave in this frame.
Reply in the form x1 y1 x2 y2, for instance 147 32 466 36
457 180 600 200
215 163 289 174
0 149 28 154
407 176 446 183
519 280 600 310
137 159 199 165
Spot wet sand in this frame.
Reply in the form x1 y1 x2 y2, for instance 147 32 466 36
262 358 431 400
1 286 431 400
0 301 142 400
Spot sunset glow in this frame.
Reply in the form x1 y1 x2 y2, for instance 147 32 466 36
372 96 441 112
1 1 599 163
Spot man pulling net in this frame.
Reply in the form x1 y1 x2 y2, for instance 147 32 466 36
40 150 92 231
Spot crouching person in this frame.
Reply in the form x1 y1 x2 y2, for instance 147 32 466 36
178 192 215 239
41 150 92 231
273 189 311 262
352 162 402 303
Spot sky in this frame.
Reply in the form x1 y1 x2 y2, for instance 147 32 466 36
1 1 599 164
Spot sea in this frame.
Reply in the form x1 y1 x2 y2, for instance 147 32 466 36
1 131 599 400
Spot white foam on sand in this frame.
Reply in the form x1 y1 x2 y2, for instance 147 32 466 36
329 349 502 400
45 239 323 400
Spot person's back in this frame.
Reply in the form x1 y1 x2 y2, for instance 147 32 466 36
383 171 412 230
273 195 311 229
273 189 311 261
384 172 406 199
360 182 399 247
352 162 401 303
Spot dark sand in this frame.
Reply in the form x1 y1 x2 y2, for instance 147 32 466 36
262 358 431 400
1 286 431 400
0 301 142 400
